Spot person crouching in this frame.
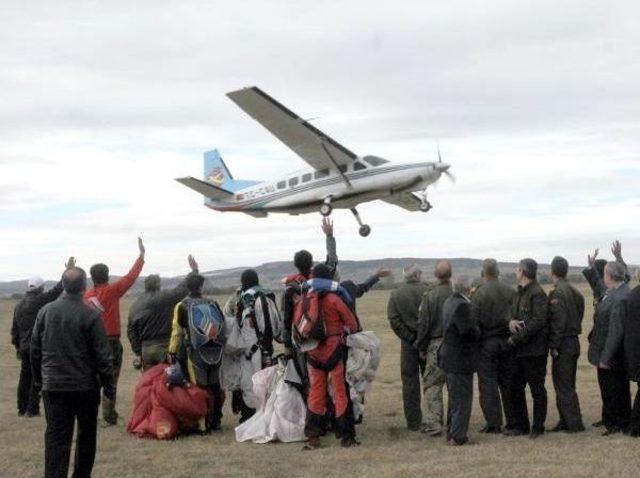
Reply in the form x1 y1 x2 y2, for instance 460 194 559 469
298 264 361 448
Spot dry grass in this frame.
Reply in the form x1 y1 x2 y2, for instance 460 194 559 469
1 286 640 478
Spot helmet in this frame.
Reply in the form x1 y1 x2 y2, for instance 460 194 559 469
165 363 186 387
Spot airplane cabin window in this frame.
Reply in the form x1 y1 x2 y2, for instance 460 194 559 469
302 173 312 182
289 177 299 187
277 181 286 189
363 156 389 166
353 161 366 171
338 165 348 173
314 169 329 179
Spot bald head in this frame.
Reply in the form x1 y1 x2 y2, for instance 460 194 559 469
63 267 87 294
434 260 452 282
453 275 472 295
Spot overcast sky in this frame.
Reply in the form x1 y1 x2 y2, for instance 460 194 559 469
1 0 638 281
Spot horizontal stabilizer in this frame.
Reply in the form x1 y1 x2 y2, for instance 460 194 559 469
175 177 234 200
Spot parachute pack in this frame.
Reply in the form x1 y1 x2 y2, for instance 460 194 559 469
186 299 225 366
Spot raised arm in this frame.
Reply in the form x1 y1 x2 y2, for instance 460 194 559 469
161 255 199 305
322 218 338 273
112 238 145 297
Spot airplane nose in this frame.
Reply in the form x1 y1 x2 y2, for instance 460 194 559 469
434 163 450 172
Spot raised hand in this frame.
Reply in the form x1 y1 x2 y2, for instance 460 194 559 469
321 218 333 236
138 237 146 259
587 248 599 268
376 267 392 278
65 256 76 270
611 240 623 262
188 255 199 273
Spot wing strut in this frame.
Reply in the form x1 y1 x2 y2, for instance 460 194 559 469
321 142 352 187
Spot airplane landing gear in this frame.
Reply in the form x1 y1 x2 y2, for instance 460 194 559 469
320 197 333 217
419 189 433 212
350 207 371 237
420 200 432 212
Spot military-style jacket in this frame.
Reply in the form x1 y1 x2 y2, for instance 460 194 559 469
548 279 585 350
471 278 515 340
387 280 430 345
624 285 640 381
589 282 630 367
11 281 64 352
416 281 453 349
439 293 480 374
510 281 548 357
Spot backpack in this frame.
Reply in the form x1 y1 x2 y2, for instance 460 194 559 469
239 288 283 358
185 298 225 366
293 290 328 343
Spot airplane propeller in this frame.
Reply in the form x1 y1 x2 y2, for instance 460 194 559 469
435 145 456 183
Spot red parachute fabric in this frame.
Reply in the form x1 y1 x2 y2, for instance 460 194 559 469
127 364 211 440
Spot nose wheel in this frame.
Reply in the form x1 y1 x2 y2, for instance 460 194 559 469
320 197 333 217
350 208 371 237
419 200 432 212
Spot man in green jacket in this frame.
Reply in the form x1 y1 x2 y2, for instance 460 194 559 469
387 264 429 431
472 259 516 434
548 256 586 433
416 260 453 436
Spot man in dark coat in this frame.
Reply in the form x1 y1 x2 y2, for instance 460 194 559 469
11 258 74 417
387 264 429 431
472 258 516 433
625 273 640 437
31 267 115 478
127 255 199 370
440 276 480 446
591 261 632 435
506 258 549 438
548 256 586 433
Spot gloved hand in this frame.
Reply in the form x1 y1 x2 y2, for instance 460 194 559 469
132 356 142 370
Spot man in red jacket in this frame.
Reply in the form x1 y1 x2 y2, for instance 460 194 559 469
85 237 145 425
301 264 361 449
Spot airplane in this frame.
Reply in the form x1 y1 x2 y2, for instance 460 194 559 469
176 86 454 237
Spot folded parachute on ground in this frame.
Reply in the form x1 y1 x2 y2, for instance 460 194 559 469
235 359 307 444
127 364 211 440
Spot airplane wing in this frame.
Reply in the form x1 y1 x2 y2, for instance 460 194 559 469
381 192 423 212
226 86 357 171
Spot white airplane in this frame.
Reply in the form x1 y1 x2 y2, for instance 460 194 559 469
176 86 454 237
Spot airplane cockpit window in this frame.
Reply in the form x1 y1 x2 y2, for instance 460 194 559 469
338 164 348 173
302 173 312 182
363 156 389 167
289 177 299 187
277 181 286 189
353 161 366 171
314 169 329 179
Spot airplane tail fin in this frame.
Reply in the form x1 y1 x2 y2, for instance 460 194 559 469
204 149 259 192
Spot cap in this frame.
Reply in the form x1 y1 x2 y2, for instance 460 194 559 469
27 276 44 290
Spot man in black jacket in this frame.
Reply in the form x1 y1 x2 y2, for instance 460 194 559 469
31 267 115 478
11 258 74 417
127 255 199 370
625 272 640 437
548 256 586 433
440 276 480 446
506 258 549 438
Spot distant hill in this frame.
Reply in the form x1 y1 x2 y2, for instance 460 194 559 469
0 257 590 298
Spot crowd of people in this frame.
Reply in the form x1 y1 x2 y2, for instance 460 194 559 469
9 222 640 476
388 241 640 446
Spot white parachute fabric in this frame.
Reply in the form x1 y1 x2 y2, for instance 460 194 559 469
345 331 381 421
221 315 244 391
235 360 306 443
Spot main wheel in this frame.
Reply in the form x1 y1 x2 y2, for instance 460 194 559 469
419 201 432 212
320 203 333 217
359 225 371 237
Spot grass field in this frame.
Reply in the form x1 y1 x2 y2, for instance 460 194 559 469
2 286 639 478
